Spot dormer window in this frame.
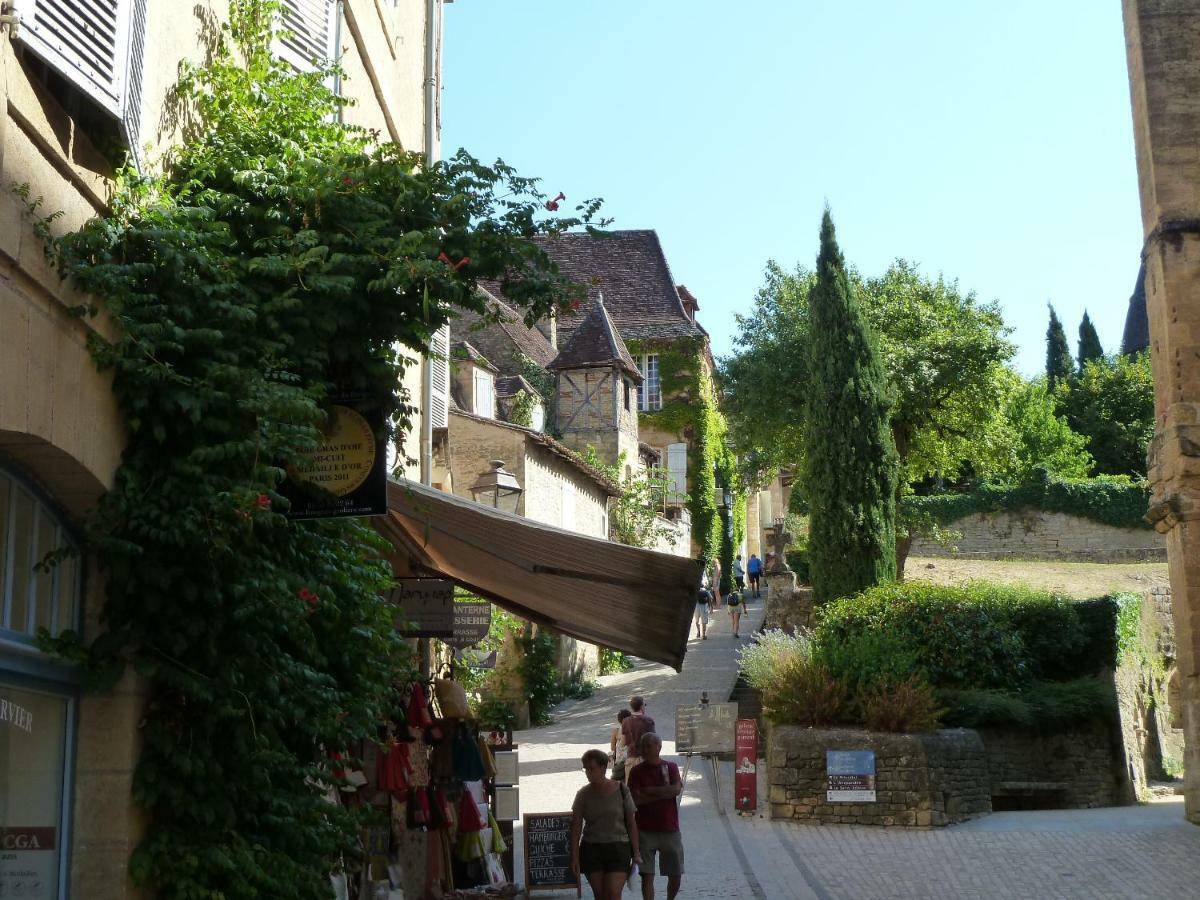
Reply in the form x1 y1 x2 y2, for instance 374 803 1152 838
473 368 495 419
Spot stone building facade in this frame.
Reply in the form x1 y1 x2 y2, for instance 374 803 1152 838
0 2 439 896
1123 0 1200 825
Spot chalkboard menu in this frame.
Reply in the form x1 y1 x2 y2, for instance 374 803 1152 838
523 812 579 894
675 702 738 754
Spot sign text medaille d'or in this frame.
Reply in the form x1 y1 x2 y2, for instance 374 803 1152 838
0 698 33 732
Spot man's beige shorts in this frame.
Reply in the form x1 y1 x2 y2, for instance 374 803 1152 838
640 830 684 877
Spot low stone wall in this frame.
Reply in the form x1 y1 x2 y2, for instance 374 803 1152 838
909 509 1165 562
979 721 1130 809
768 727 992 826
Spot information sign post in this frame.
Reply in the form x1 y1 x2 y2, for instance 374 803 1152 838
734 719 758 813
675 700 737 814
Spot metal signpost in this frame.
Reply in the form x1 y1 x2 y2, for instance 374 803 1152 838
675 696 737 814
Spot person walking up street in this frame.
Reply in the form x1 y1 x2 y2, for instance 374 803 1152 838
570 749 641 900
621 696 655 783
693 588 712 640
706 557 722 608
610 709 631 782
747 553 763 598
727 588 744 638
732 554 746 593
628 733 683 900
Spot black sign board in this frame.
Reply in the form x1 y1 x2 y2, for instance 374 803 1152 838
282 393 388 520
391 578 455 638
523 812 579 895
447 601 492 648
675 702 738 754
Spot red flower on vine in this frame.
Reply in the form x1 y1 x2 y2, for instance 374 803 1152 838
545 191 566 212
342 176 354 187
298 587 319 612
256 493 271 510
437 252 470 271
569 298 582 311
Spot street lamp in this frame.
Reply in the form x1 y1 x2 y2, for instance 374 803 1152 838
469 459 523 514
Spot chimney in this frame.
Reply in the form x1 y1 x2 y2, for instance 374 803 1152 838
535 311 557 350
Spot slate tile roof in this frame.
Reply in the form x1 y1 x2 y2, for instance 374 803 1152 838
547 299 642 381
495 374 542 401
487 230 704 346
450 340 498 373
451 289 558 374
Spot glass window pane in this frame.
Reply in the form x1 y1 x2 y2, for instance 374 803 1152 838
0 474 9 627
8 488 35 635
53 554 78 638
32 514 57 634
0 682 69 899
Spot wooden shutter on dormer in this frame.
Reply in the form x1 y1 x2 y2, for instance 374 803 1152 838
274 0 337 72
429 326 450 428
13 0 131 116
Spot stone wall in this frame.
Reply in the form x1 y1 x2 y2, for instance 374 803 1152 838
768 727 992 827
909 509 1165 562
979 721 1130 810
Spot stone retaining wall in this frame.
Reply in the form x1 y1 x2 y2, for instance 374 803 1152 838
909 509 1165 562
768 727 992 827
979 721 1129 809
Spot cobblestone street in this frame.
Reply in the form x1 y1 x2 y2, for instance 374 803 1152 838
513 599 1200 899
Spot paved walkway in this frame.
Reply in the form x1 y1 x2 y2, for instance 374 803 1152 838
512 595 1200 899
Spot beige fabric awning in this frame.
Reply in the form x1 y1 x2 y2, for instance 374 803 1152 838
379 478 701 671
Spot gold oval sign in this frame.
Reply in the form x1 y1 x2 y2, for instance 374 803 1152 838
292 404 377 496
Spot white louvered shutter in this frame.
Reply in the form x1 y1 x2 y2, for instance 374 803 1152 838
666 442 687 502
429 326 450 428
14 0 147 169
274 0 338 72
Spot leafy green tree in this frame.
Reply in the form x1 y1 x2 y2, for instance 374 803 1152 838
991 372 1093 481
1045 304 1074 389
722 261 1013 490
1077 311 1104 369
1057 353 1156 476
33 4 601 896
803 211 898 603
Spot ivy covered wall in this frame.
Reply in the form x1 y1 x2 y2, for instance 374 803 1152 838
629 338 745 589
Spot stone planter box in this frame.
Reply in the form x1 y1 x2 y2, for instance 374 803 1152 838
768 726 992 826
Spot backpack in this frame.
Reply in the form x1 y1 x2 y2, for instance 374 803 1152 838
728 592 742 607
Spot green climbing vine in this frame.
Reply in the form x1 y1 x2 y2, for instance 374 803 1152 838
27 3 602 897
628 338 744 586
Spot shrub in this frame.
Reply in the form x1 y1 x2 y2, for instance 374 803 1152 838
857 675 944 733
937 677 1116 732
761 657 848 727
476 695 518 732
816 582 1028 689
737 629 813 691
599 647 633 675
561 677 598 701
815 628 920 694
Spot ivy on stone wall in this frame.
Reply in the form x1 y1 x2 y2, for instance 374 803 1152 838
629 338 744 585
903 472 1152 532
28 3 601 897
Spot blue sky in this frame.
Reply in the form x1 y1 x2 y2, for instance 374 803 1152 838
442 1 1140 375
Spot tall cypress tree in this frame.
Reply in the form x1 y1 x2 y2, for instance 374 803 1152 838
1045 304 1073 389
803 210 898 603
1077 310 1104 369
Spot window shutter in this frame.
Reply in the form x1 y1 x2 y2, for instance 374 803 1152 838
121 0 147 171
13 0 132 116
666 442 687 502
429 326 450 428
274 0 338 72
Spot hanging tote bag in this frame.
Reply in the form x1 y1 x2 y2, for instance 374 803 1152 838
434 677 472 719
451 723 487 782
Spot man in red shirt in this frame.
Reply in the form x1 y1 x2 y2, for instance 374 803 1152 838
621 696 655 784
628 733 683 900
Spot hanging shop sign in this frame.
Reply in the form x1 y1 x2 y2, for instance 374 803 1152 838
826 750 876 802
283 394 387 520
674 702 737 755
447 602 492 648
733 719 758 813
391 578 455 637
454 648 497 669
523 812 579 896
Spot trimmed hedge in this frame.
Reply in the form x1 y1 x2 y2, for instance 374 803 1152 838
903 473 1150 531
814 582 1121 691
937 678 1118 732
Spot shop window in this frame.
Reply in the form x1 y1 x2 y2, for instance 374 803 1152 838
0 681 72 899
1 467 80 644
